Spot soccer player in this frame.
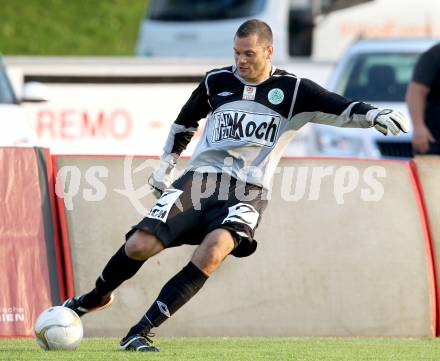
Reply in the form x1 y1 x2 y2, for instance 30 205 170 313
63 19 409 351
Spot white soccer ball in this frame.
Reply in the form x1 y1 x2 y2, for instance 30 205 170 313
34 306 83 351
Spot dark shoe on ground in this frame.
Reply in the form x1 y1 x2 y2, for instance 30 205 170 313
119 333 160 352
62 292 114 317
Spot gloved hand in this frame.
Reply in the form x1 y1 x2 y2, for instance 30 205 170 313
148 154 178 199
366 108 409 136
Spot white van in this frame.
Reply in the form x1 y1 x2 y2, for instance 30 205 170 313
0 57 48 146
135 0 318 61
136 0 440 63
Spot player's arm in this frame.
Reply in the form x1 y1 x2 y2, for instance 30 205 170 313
294 78 409 135
406 47 439 153
406 81 434 153
148 78 211 197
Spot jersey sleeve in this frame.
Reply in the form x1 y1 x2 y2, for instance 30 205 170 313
412 45 440 87
163 77 211 156
293 78 376 128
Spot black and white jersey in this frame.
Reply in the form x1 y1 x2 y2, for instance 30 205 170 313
163 65 375 189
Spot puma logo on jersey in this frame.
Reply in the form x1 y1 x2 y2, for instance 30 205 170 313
217 91 234 96
212 110 280 147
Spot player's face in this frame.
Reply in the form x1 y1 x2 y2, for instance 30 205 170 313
234 34 273 83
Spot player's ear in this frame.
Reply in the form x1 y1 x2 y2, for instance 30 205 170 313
266 45 273 60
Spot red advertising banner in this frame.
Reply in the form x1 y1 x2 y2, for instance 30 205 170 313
0 147 62 337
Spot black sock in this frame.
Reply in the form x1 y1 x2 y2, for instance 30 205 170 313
126 262 208 337
81 245 145 307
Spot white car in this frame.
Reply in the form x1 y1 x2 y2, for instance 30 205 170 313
0 56 48 146
312 38 439 158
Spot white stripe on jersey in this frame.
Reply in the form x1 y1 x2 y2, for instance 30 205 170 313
288 77 301 120
272 73 297 79
205 70 233 96
163 123 197 154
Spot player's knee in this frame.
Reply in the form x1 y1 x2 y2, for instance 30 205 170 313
203 246 224 267
191 229 234 274
192 251 222 275
125 229 164 260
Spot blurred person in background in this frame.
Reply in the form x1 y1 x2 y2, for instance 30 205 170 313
406 42 440 155
62 19 409 352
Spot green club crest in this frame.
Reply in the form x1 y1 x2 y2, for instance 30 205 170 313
268 88 284 105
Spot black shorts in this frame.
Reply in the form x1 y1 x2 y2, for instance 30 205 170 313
126 171 268 257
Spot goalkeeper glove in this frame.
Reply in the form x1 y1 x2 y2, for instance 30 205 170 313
367 108 409 136
148 154 177 199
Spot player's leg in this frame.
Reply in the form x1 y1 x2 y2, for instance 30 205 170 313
190 228 236 274
119 228 235 352
63 230 164 316
63 172 199 316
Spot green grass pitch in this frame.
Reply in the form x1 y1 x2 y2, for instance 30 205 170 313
1 337 440 361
